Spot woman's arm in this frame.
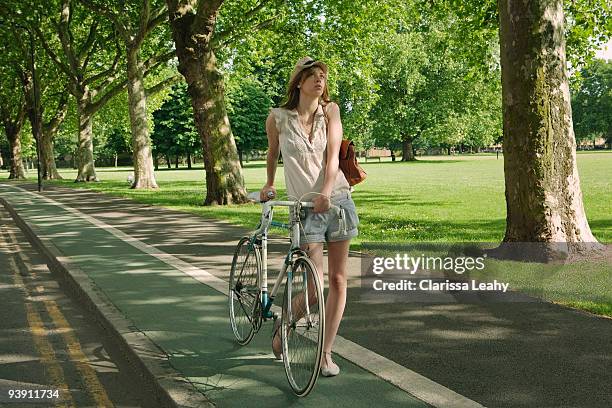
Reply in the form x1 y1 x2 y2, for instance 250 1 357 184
261 111 280 201
321 102 342 196
314 102 342 212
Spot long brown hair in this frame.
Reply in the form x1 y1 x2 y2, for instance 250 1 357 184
280 64 331 110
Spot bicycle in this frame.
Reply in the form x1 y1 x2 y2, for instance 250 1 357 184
228 191 347 397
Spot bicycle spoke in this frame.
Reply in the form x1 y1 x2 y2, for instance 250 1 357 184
233 289 255 325
229 237 261 345
282 256 324 397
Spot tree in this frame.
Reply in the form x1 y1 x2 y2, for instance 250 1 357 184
0 5 70 180
34 0 130 182
369 32 427 161
0 21 27 179
39 90 69 179
571 59 612 148
80 0 179 189
498 0 601 259
226 78 272 166
368 21 501 159
0 80 27 179
151 83 199 169
166 0 251 205
102 127 132 166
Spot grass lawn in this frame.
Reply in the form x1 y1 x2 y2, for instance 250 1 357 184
2 152 610 316
15 152 609 243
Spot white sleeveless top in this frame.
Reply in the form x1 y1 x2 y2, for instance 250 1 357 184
271 105 350 201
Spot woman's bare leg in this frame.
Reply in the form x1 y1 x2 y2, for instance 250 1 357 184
322 239 350 367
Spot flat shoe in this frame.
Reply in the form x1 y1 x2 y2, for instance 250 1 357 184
320 352 340 377
320 364 340 377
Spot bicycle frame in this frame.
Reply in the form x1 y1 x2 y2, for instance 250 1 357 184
250 200 312 320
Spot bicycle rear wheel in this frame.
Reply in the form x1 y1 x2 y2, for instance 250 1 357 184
281 256 325 397
229 236 261 345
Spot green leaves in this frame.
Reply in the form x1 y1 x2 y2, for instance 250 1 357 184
571 59 612 144
368 6 501 152
565 0 612 69
225 77 272 155
151 83 199 159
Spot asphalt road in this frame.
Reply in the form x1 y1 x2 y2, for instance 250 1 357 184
0 205 154 408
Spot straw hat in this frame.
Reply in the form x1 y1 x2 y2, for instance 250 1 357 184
288 56 328 86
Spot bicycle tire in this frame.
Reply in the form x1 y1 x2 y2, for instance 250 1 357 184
229 236 262 345
281 256 325 397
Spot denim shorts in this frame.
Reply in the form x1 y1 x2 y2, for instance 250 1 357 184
299 192 359 244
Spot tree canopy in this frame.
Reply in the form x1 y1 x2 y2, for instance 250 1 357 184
572 59 612 147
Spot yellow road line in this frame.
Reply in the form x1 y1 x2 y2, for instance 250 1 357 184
4 225 114 408
1 226 74 408
43 300 114 408
24 302 74 408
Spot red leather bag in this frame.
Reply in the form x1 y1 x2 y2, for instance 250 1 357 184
322 103 367 186
339 139 367 186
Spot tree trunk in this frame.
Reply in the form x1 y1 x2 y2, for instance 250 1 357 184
6 126 26 179
75 94 98 182
39 93 68 180
188 60 247 204
401 136 416 161
126 47 158 189
2 100 27 180
175 155 179 169
40 130 62 180
238 149 243 167
165 154 171 169
187 152 192 169
498 0 601 259
167 5 247 205
40 94 68 180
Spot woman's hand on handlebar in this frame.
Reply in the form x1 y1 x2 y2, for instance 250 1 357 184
313 194 331 213
260 185 276 201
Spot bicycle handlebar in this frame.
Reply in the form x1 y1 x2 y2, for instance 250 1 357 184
249 191 347 237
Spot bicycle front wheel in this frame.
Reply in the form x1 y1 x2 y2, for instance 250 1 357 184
281 256 325 397
229 236 261 345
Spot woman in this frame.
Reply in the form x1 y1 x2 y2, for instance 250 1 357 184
260 57 359 377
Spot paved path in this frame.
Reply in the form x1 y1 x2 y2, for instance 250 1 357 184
0 205 153 407
1 182 611 408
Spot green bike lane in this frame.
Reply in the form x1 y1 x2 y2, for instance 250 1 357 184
0 183 432 408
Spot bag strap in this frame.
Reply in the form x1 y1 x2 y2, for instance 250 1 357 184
319 101 329 146
321 102 329 124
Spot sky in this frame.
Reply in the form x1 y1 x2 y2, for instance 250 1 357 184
595 38 612 61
